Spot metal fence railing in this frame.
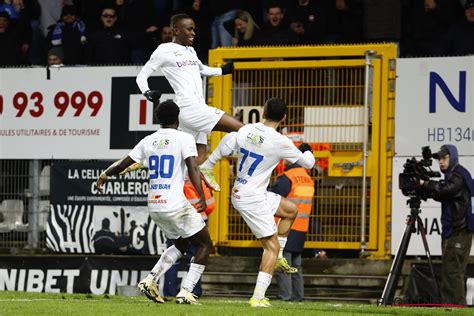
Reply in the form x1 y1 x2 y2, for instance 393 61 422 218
208 44 397 258
0 159 51 250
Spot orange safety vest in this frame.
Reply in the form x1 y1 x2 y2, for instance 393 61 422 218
285 167 315 232
183 179 215 219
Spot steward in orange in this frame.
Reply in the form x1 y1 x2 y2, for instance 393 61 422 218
184 178 215 220
271 143 316 301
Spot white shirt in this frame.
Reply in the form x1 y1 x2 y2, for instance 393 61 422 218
129 128 198 212
136 42 221 105
224 123 315 198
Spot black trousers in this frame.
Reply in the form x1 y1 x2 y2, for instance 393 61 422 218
441 228 473 305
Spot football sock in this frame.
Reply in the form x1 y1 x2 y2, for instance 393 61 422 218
278 236 287 259
150 245 183 282
252 271 272 300
181 263 206 292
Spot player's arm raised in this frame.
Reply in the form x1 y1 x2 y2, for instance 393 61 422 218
96 156 136 193
137 50 162 104
198 59 233 77
185 156 206 212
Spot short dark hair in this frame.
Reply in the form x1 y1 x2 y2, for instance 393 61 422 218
155 100 180 126
264 98 287 121
170 13 192 28
266 3 283 13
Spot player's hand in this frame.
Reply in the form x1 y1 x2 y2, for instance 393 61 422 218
195 196 207 213
96 173 107 193
221 62 234 75
144 90 162 104
298 143 313 154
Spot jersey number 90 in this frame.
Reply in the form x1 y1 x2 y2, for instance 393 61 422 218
148 155 175 179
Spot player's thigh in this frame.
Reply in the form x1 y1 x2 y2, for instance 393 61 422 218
180 125 208 145
275 196 298 219
214 113 244 133
179 104 224 134
149 205 205 240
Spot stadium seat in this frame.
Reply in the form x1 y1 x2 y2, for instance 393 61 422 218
0 200 27 232
38 200 50 232
39 166 50 196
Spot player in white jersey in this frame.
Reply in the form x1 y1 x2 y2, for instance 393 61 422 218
203 98 315 307
136 13 244 190
96 101 211 305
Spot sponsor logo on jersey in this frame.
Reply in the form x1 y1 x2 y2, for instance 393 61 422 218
152 138 169 149
149 195 167 204
246 132 264 146
150 184 171 190
236 176 248 184
176 59 198 68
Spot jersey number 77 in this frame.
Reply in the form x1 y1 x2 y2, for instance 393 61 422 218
238 148 264 176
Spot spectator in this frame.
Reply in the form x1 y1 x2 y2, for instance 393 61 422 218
231 10 261 46
160 25 172 43
271 143 317 302
86 6 135 65
209 0 239 48
21 0 43 65
47 46 64 66
0 0 20 20
184 0 212 62
289 0 327 44
49 5 86 65
115 0 159 64
37 0 67 39
260 3 298 45
144 25 172 59
442 0 474 55
0 11 28 66
288 19 308 44
403 0 460 57
325 0 363 44
93 218 119 254
362 0 401 43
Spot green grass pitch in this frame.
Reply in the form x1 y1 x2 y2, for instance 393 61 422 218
0 291 471 316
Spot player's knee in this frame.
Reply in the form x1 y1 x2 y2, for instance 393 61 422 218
284 201 298 220
268 236 280 255
196 235 212 252
290 206 298 220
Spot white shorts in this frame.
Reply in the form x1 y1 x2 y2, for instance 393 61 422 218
179 102 225 142
231 191 281 239
149 204 206 240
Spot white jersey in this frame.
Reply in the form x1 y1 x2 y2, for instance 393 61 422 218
129 128 198 212
136 42 221 106
225 123 305 198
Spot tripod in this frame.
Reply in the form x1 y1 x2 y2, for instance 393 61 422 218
379 197 440 306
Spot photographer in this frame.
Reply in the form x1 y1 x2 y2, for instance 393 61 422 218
419 144 474 305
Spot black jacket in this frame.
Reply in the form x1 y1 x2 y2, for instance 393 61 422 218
442 19 474 56
86 26 134 65
423 145 472 237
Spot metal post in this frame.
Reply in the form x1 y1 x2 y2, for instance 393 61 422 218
360 50 375 255
28 159 40 249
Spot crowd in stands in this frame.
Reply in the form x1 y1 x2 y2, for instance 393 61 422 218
1 0 474 67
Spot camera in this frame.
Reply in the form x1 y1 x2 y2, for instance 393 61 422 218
399 146 441 198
